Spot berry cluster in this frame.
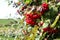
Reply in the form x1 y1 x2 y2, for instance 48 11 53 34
43 27 58 34
25 3 49 26
25 12 41 26
42 3 49 11
41 3 49 14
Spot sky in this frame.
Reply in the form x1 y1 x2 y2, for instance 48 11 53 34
0 0 20 19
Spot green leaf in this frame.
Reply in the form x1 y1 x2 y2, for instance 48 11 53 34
51 15 60 28
42 19 50 28
24 0 32 4
57 2 60 6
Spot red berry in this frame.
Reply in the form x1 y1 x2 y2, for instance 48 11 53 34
41 2 49 12
33 14 40 19
43 27 58 34
31 21 36 25
25 18 35 25
40 11 44 14
43 27 52 32
25 13 41 26
42 3 48 8
49 29 58 34
33 13 41 19
33 14 38 19
25 14 33 19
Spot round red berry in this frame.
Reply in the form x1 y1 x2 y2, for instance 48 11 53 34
43 27 58 34
41 2 49 12
25 18 35 25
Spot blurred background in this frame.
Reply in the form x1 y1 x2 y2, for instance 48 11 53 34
0 0 20 19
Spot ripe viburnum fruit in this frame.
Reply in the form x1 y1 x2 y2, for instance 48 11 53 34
25 13 33 19
43 27 58 34
25 18 36 26
33 13 41 19
25 12 41 26
41 2 49 14
25 13 41 19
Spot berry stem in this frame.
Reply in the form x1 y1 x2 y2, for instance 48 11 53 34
50 14 60 28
